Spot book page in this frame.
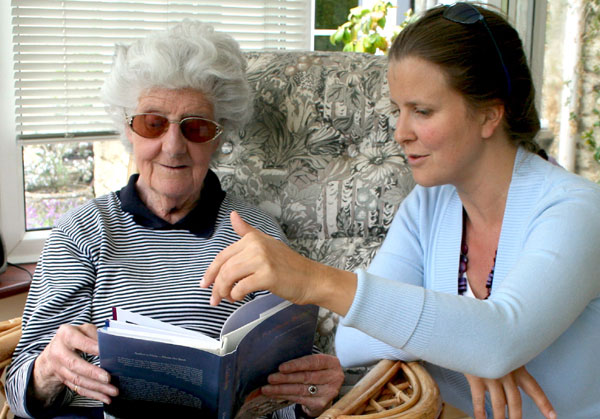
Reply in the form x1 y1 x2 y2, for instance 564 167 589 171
221 294 287 335
107 309 222 353
113 307 202 337
103 322 222 354
220 294 291 352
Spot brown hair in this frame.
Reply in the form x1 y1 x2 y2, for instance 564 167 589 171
389 4 541 152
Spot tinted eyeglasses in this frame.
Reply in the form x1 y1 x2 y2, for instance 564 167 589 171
127 113 224 144
443 2 512 96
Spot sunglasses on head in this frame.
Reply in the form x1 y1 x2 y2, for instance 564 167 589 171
443 2 512 96
127 113 224 144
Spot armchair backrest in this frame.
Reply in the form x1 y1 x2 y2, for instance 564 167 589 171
213 51 414 267
212 51 415 352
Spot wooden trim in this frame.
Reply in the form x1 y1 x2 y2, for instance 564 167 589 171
0 263 35 299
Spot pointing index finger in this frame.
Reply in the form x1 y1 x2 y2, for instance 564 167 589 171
200 211 248 290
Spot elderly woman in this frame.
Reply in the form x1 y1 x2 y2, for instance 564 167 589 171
6 21 343 419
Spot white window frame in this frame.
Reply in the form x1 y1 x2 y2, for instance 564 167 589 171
0 0 34 264
505 0 547 112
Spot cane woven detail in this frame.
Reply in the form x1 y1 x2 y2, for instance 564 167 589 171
1 317 22 419
319 361 442 419
360 362 420 416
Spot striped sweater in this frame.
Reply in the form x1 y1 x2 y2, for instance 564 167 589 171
6 172 287 418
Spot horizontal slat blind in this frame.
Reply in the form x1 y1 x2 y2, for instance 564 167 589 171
12 0 311 141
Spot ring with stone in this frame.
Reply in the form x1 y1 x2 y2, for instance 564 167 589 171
307 384 318 395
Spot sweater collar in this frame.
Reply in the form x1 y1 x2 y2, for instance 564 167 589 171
116 169 226 238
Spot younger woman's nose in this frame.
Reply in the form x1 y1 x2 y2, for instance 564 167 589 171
393 114 416 146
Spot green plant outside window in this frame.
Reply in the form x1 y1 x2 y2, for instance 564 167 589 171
330 0 413 54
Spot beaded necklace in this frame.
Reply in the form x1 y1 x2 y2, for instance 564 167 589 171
458 209 496 299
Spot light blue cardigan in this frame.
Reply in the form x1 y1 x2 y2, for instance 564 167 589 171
336 148 600 417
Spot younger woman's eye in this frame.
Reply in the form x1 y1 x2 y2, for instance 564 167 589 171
415 108 431 116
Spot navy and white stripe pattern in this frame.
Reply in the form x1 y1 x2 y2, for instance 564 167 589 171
6 183 286 417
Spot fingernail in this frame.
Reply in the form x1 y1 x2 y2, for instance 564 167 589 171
210 296 217 306
549 411 557 419
199 279 205 288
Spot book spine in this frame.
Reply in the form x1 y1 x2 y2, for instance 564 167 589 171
217 352 235 419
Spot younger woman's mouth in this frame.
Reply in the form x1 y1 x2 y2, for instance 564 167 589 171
406 154 428 165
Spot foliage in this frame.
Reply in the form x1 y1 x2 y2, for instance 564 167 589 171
24 143 94 192
329 1 413 54
26 195 91 230
581 107 600 164
23 142 95 228
581 0 600 166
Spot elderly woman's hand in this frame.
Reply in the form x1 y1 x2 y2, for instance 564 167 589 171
32 323 118 406
261 354 344 417
464 366 555 419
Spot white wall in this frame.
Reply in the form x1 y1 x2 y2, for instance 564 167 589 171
0 1 24 257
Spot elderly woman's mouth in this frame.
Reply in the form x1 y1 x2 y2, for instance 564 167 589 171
160 163 188 170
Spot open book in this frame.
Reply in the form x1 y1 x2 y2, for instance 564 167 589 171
98 294 319 419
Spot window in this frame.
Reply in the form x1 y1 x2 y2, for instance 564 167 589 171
539 0 599 180
1 0 311 262
313 0 413 53
313 0 359 51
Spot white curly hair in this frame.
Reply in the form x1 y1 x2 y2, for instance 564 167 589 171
101 20 252 150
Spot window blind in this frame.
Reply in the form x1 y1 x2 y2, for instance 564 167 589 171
12 0 311 141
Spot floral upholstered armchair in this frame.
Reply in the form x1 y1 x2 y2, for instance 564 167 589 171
211 51 415 354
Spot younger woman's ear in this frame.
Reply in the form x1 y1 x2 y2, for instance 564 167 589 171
480 103 505 139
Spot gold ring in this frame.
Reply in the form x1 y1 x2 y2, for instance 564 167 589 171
73 384 79 394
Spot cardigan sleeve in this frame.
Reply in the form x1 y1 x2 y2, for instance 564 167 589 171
335 187 428 367
340 174 600 378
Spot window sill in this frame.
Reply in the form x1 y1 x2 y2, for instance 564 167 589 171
7 229 49 264
0 263 35 299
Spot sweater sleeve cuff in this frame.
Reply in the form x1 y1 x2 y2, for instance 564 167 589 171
341 269 435 353
7 357 36 418
18 357 69 418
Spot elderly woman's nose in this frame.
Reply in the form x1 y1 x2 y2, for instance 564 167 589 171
162 122 187 153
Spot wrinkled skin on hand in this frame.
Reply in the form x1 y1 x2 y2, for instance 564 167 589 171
261 354 345 417
32 323 118 406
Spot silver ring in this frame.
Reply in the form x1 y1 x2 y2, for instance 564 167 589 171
73 384 79 394
307 384 318 395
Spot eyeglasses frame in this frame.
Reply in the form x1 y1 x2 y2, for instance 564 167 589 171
126 113 224 144
442 2 512 96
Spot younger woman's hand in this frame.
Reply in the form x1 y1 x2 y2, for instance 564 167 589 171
464 365 555 419
202 211 357 316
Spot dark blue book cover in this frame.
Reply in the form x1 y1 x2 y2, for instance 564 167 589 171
98 295 318 419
